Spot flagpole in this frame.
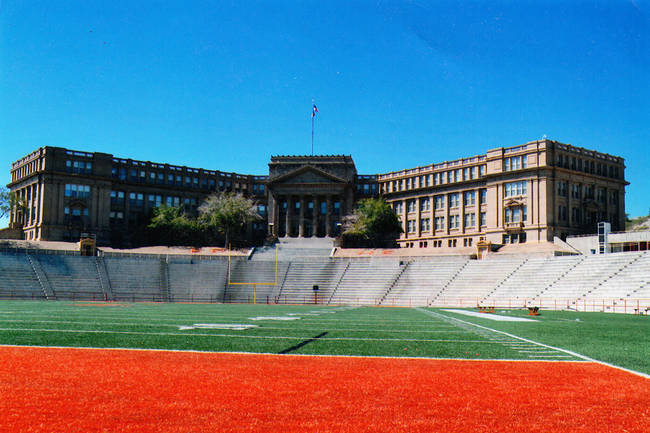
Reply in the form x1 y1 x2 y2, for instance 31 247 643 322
311 115 314 156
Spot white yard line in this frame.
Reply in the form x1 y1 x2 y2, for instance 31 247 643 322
0 327 495 343
419 308 650 379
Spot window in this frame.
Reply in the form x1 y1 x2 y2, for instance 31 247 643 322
406 178 411 189
464 191 475 206
597 188 606 204
435 216 445 230
407 219 417 233
571 184 581 199
407 200 417 213
584 185 594 199
470 166 475 179
572 207 582 224
463 168 469 181
464 213 476 228
505 206 526 223
610 190 618 206
480 212 487 227
420 218 430 232
557 181 568 197
148 194 162 208
434 195 445 210
110 190 125 205
166 196 180 207
559 205 568 221
66 160 92 174
64 184 90 198
420 197 430 212
479 189 487 204
130 192 144 207
448 214 459 229
503 155 526 171
449 193 460 208
479 165 486 177
504 181 527 197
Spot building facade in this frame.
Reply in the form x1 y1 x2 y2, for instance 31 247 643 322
7 139 626 249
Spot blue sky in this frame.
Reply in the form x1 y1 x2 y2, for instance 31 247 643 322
1 0 648 226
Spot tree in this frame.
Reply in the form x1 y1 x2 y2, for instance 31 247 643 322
0 187 25 221
342 197 402 247
198 192 260 248
0 188 10 219
147 205 201 245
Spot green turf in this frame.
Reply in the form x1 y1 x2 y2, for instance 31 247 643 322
0 301 647 374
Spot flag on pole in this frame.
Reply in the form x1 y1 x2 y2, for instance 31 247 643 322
312 104 318 118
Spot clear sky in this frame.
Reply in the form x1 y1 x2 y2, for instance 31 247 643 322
1 0 648 227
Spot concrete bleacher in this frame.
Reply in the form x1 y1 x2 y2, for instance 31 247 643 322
482 255 584 305
167 257 229 302
1 246 649 313
540 253 642 305
0 253 44 299
251 238 333 261
588 252 650 300
104 257 164 302
432 256 527 306
277 259 349 304
223 259 289 303
328 258 403 305
35 255 104 300
383 256 469 307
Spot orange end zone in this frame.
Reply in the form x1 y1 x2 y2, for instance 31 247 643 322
1 346 648 433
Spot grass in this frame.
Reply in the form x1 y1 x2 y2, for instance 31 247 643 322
0 300 648 374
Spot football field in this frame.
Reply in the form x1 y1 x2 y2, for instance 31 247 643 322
1 301 648 432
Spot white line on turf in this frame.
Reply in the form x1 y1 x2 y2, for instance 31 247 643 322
0 327 496 343
418 308 650 379
0 343 593 363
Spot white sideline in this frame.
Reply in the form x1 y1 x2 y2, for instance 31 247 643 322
441 309 538 322
419 308 650 380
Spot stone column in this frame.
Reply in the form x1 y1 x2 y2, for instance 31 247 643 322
285 196 292 237
299 196 305 237
271 195 279 237
312 196 319 237
326 195 332 237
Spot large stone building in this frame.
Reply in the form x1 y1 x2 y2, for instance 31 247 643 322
7 139 626 249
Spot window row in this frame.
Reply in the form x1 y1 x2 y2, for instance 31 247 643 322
64 184 91 198
406 212 487 232
556 154 621 179
381 165 487 193
66 160 93 174
503 155 527 172
111 167 265 194
395 190 487 215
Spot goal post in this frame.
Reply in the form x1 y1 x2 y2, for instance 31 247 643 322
227 244 279 304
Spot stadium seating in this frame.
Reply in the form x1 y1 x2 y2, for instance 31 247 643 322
482 255 584 305
277 259 349 304
328 258 403 305
224 259 289 303
35 255 105 301
104 256 164 302
432 256 527 306
540 253 642 306
168 257 229 303
0 252 44 299
383 256 469 307
1 248 648 313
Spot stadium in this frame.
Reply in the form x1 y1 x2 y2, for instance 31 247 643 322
2 2 649 431
0 233 648 432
